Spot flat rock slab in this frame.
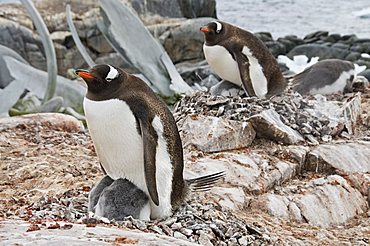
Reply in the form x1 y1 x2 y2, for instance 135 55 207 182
0 220 198 246
181 115 256 152
185 151 299 197
249 109 304 144
0 113 84 132
251 175 368 227
305 141 370 173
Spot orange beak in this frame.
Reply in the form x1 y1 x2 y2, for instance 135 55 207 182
75 69 94 79
200 26 210 33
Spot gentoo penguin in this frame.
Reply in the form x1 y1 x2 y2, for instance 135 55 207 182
95 178 151 220
76 64 224 219
292 59 355 95
200 20 287 99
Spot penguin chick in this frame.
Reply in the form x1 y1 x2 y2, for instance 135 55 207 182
95 178 151 221
88 175 114 213
200 20 287 99
292 59 355 95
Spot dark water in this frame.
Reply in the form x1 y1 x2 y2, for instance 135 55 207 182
216 0 370 39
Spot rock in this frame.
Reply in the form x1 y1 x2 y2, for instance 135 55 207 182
154 18 214 63
86 34 113 54
359 69 370 81
303 31 329 41
173 231 188 240
128 0 182 18
265 41 286 57
185 152 300 195
0 44 29 89
249 109 304 144
180 115 256 153
209 80 243 97
0 113 84 132
0 220 198 246
305 141 370 173
3 54 86 111
0 18 45 70
127 0 217 19
178 0 217 18
210 187 246 210
254 32 273 42
287 44 350 60
176 60 218 85
252 175 368 227
343 94 362 134
50 31 72 44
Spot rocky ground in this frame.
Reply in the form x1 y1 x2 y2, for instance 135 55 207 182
1 86 369 245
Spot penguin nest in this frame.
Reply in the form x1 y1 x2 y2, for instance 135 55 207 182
174 88 370 144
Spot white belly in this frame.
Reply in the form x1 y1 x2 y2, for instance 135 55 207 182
203 44 268 98
203 44 243 86
83 98 173 219
84 98 146 191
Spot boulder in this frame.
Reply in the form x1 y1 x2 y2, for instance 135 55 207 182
0 113 84 132
305 141 370 173
251 175 368 227
128 0 217 19
0 18 45 70
180 115 256 153
287 44 350 60
176 60 214 83
86 34 114 54
151 18 214 63
178 0 217 18
359 69 370 81
249 109 304 144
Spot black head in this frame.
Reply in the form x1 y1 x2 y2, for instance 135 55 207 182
75 64 124 97
200 21 226 45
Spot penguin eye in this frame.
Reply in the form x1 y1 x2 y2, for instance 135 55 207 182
106 78 112 82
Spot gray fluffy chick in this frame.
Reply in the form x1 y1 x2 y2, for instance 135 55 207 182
94 178 151 221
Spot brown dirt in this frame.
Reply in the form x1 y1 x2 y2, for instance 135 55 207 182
0 117 369 245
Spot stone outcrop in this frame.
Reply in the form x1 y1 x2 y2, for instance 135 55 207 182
249 109 304 144
0 113 84 132
251 175 368 228
180 115 256 152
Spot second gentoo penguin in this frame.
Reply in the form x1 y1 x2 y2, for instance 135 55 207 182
200 20 287 99
76 64 224 220
292 59 355 95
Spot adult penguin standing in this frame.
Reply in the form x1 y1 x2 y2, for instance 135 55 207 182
200 20 287 99
76 64 224 219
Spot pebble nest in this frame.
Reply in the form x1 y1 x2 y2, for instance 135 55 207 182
173 90 365 144
11 189 270 245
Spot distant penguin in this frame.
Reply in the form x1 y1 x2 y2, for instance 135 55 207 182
200 20 287 99
292 59 355 95
95 178 151 221
76 64 224 219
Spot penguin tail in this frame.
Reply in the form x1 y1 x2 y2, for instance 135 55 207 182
186 171 225 192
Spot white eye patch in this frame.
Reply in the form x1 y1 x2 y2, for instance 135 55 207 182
105 65 119 81
213 21 222 33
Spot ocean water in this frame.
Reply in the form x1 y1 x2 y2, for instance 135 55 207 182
216 0 370 39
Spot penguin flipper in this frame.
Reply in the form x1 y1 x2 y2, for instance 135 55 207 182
235 52 257 97
138 118 160 206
